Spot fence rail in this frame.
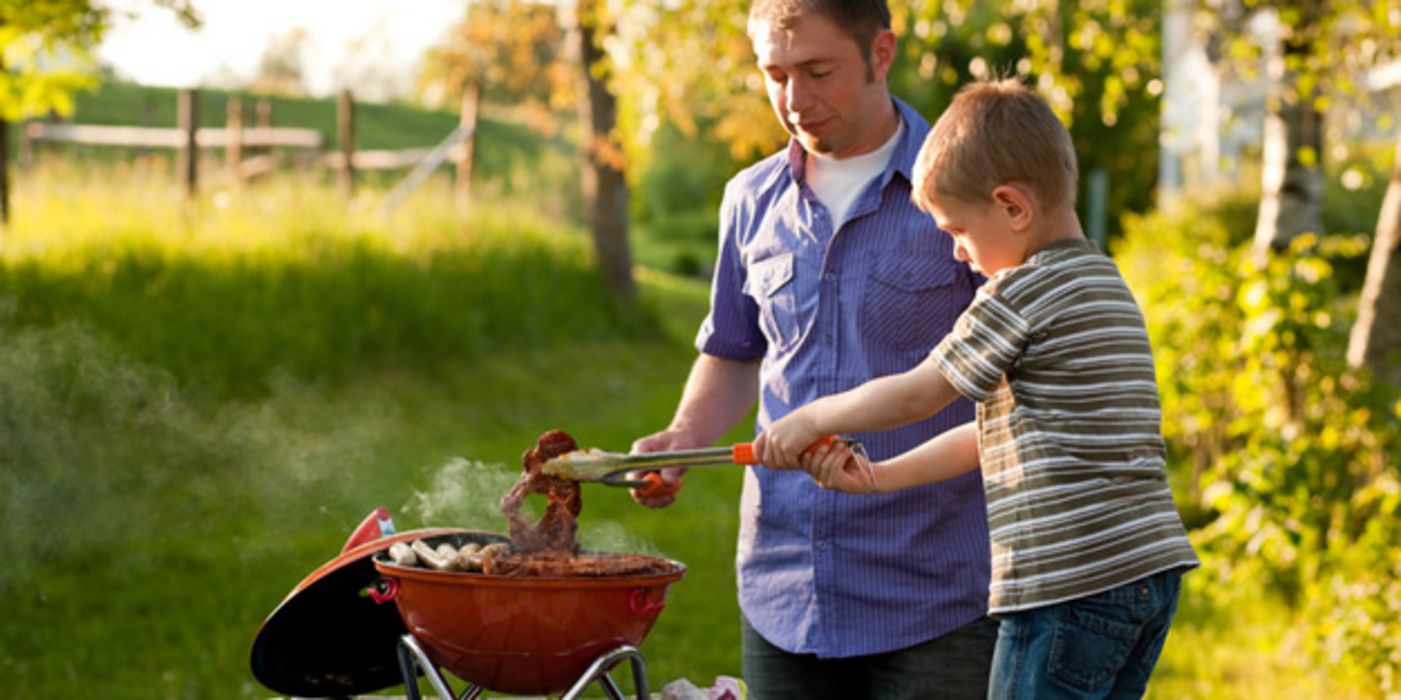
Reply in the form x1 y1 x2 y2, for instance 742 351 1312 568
23 123 326 150
1 87 475 226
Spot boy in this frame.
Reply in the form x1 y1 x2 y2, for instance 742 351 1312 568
753 79 1199 698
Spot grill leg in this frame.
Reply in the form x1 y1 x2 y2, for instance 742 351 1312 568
397 633 485 700
561 644 649 700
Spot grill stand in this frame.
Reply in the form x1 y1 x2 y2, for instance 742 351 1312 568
395 634 651 700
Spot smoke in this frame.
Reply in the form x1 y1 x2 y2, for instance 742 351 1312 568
579 520 663 557
403 457 520 531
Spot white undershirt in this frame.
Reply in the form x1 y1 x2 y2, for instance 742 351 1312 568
806 117 905 230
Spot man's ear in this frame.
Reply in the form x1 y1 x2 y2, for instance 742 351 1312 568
870 29 897 81
991 184 1035 232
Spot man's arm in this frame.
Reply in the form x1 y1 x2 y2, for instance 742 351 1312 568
756 356 960 469
630 353 760 506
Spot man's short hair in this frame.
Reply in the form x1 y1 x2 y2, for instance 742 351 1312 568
912 79 1079 212
748 0 892 66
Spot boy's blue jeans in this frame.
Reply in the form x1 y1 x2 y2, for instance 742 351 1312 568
988 568 1184 699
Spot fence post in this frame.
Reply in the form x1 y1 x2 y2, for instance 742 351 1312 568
253 98 273 159
1086 167 1109 250
455 81 480 211
19 118 33 168
337 89 355 199
139 93 156 160
177 88 199 199
226 96 244 186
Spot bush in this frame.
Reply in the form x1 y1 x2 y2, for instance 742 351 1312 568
1117 194 1401 695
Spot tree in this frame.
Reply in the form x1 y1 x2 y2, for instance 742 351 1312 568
422 0 572 210
1197 0 1400 376
250 27 310 97
0 0 197 226
575 0 633 302
1348 135 1401 385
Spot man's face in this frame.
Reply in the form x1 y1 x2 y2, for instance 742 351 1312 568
751 14 895 158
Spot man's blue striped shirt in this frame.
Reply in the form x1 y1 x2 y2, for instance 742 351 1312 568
697 97 991 657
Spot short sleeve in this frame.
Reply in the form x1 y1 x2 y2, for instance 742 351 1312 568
930 286 1029 402
695 181 767 360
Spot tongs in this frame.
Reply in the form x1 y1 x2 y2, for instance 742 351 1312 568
540 435 859 489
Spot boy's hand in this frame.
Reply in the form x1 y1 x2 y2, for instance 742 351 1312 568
802 443 878 494
754 411 823 469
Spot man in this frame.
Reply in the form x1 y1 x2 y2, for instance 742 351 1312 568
631 1 995 697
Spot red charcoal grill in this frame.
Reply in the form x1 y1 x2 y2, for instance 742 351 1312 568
250 509 685 700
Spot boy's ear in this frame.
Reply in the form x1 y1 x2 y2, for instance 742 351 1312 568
991 184 1034 232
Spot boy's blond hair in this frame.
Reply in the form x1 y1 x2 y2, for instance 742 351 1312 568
912 79 1078 212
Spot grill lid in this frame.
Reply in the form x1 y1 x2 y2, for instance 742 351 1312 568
248 508 464 697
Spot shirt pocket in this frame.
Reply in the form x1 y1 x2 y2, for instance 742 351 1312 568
744 252 800 352
862 252 965 356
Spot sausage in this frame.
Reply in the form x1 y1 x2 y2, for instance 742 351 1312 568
388 541 418 567
411 539 453 571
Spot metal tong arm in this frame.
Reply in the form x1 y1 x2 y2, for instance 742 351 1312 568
597 435 848 488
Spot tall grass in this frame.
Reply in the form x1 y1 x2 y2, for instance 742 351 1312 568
1 165 654 396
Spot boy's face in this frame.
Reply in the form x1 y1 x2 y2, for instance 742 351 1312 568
925 192 1030 276
751 14 895 158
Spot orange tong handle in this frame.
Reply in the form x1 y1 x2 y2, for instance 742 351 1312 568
731 434 839 465
635 471 684 500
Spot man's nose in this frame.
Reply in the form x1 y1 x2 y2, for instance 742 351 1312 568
785 76 812 114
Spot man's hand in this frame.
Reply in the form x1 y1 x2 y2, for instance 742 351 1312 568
802 443 878 494
753 409 823 469
626 429 695 508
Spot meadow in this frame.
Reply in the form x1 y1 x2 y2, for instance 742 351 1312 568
0 163 1379 699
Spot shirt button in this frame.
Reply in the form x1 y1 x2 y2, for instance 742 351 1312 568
823 272 835 282
815 541 827 551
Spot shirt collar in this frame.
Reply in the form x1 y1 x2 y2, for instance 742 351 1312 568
775 96 929 191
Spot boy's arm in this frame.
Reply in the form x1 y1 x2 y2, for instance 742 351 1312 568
871 421 979 491
756 357 961 469
804 422 979 493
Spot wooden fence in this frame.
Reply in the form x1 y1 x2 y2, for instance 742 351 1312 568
10 88 473 216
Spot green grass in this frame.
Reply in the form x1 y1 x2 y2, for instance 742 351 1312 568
0 325 745 698
0 165 1383 698
1 165 633 396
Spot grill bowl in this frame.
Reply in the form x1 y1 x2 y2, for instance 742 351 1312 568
372 532 684 695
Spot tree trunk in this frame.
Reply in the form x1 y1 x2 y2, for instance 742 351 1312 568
1347 132 1401 386
1253 1 1325 254
1254 99 1324 253
1 115 10 229
576 0 635 303
0 47 7 230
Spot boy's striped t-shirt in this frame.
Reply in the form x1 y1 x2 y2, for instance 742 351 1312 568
930 238 1198 613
